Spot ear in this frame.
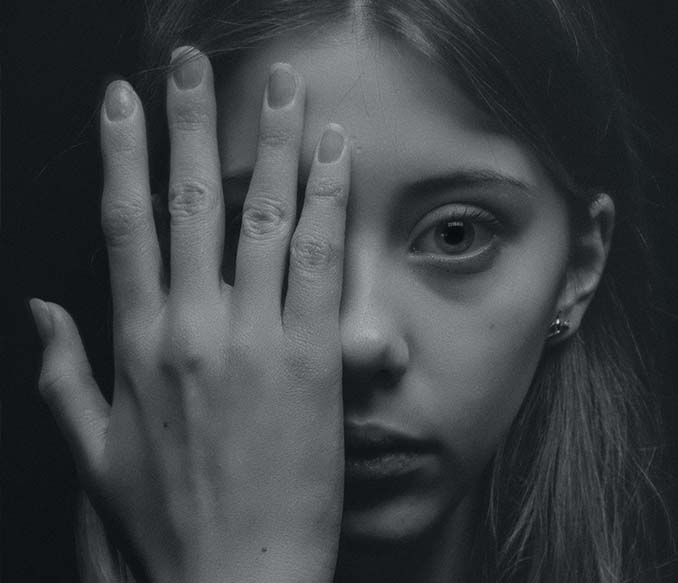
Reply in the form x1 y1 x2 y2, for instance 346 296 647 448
551 193 615 343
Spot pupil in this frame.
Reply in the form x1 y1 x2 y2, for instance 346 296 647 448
440 221 467 247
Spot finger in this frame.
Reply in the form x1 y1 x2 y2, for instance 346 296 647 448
30 299 109 483
166 46 224 301
282 124 350 339
100 80 164 324
232 63 305 322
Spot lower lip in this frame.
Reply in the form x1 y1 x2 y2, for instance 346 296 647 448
344 450 435 482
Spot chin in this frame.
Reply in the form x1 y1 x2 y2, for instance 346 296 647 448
340 488 452 549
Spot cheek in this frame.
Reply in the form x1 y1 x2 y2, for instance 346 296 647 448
411 223 569 478
424 315 544 476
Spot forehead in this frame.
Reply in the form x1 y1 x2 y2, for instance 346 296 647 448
216 22 546 190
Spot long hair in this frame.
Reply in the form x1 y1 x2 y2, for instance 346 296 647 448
79 1 676 581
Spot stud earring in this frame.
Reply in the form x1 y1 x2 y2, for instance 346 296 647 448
547 312 571 340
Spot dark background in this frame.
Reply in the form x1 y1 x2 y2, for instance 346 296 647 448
3 1 678 581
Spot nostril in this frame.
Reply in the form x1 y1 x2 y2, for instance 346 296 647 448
341 332 409 390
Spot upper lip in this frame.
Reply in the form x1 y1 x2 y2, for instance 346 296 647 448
343 421 437 454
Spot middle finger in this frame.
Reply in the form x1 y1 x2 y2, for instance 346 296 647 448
166 47 225 302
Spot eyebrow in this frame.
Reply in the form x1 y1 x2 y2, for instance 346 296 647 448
400 169 534 200
222 168 534 201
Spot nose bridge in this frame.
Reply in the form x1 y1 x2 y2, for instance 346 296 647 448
340 239 381 333
340 236 408 378
340 219 383 309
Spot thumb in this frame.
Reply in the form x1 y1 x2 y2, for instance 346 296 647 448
30 298 109 484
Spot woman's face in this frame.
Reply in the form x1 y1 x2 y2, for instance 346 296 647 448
216 24 570 544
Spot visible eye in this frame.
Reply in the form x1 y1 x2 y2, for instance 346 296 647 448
410 205 501 267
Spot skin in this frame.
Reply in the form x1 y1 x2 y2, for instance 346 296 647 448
217 24 613 582
29 19 614 583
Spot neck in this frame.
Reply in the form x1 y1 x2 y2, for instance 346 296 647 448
333 492 480 583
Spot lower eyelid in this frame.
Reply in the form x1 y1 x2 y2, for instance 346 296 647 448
408 235 501 274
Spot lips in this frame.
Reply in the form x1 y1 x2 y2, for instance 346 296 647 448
343 421 439 482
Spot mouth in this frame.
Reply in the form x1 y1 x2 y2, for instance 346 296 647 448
343 421 439 483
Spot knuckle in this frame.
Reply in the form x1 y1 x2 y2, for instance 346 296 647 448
306 177 347 205
169 102 210 132
168 178 215 220
39 362 87 401
258 125 295 150
240 197 289 239
106 130 140 158
101 195 149 246
159 323 211 377
290 233 337 272
38 369 68 398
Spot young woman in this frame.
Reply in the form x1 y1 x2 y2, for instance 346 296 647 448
28 0 675 581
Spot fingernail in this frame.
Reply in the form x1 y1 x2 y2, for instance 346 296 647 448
317 125 345 163
104 81 136 121
172 47 204 90
29 298 54 346
267 64 296 109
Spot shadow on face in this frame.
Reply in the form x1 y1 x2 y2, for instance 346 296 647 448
215 21 570 546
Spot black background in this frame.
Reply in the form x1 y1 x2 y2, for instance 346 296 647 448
3 1 678 581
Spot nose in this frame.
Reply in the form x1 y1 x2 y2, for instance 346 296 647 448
340 248 409 403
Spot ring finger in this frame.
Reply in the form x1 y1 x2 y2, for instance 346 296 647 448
232 63 305 323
